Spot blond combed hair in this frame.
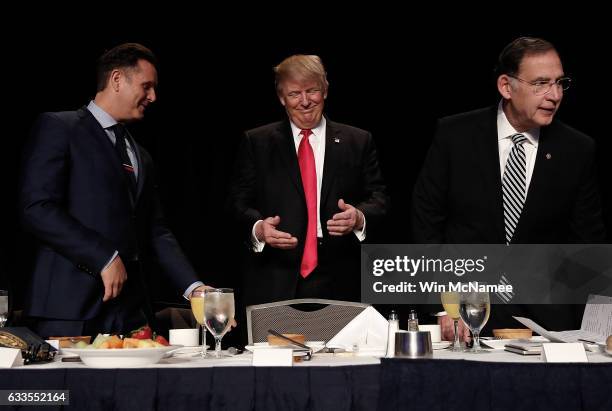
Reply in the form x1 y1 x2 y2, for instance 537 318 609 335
274 54 328 94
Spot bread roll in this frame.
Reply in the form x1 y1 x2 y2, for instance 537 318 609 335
267 333 305 346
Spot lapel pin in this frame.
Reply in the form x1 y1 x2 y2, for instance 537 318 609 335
334 138 340 143
546 153 552 160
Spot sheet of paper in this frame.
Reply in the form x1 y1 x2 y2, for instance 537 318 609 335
581 294 612 338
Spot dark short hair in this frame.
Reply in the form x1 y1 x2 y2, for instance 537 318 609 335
96 43 157 91
495 37 557 77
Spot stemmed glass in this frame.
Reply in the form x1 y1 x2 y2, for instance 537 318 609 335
440 291 462 351
190 289 207 357
204 288 235 358
0 290 8 327
459 286 491 354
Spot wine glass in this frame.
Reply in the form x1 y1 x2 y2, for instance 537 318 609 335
190 289 207 357
459 286 491 354
0 290 8 327
440 291 462 351
204 288 235 358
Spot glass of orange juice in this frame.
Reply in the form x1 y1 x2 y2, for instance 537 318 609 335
441 291 463 351
190 289 207 357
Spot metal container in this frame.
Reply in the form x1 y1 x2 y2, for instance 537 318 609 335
394 331 433 358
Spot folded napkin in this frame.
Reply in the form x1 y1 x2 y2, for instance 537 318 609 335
326 306 388 354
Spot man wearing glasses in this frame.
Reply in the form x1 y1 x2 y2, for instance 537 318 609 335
412 37 606 339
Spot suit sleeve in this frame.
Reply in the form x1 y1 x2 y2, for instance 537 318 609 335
19 113 115 274
568 140 606 242
355 132 389 228
227 132 264 244
411 120 449 243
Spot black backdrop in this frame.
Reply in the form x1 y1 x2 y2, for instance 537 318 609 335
2 18 610 343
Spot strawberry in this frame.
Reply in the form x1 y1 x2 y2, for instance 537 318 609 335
129 325 153 340
155 335 170 346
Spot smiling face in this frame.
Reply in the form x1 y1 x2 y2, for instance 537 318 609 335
498 50 564 131
278 77 326 129
115 59 158 122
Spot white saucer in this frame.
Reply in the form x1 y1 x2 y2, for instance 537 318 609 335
432 341 452 350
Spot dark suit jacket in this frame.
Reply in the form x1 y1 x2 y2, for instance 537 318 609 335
411 106 606 331
229 118 388 306
19 108 198 321
412 106 605 244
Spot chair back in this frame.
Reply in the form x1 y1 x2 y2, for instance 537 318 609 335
246 299 369 344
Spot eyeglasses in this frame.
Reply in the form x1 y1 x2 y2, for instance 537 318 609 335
508 75 571 96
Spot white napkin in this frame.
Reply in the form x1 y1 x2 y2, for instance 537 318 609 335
326 306 388 354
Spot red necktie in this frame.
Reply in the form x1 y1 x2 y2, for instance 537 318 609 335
297 129 318 278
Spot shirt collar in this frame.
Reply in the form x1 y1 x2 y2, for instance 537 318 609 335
496 100 539 145
290 116 326 143
87 100 119 130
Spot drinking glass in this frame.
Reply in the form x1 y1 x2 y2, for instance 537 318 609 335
459 286 491 354
0 290 7 327
440 291 462 351
190 289 207 357
204 288 235 358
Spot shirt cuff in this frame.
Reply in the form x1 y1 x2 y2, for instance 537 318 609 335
251 220 266 252
353 212 366 242
101 251 119 274
183 281 205 300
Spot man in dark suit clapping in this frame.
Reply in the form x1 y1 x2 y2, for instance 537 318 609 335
229 54 388 306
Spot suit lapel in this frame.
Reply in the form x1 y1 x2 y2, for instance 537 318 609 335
272 121 305 202
515 124 552 239
473 107 505 242
78 107 136 208
320 120 340 208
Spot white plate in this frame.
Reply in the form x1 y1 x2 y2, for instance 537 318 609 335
62 345 181 368
245 341 326 353
432 341 452 350
605 348 612 356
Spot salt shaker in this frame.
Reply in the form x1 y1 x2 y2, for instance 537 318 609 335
407 309 419 331
386 310 399 358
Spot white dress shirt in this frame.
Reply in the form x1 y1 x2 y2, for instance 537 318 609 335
497 102 540 192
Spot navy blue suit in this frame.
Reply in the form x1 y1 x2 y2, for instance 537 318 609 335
19 107 198 332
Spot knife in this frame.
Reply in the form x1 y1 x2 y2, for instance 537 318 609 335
267 329 313 356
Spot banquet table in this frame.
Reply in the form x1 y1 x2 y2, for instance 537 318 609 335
1 348 611 410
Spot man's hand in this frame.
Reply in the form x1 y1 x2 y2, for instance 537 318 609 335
100 256 128 302
438 314 471 343
255 216 298 249
327 199 364 236
190 285 213 297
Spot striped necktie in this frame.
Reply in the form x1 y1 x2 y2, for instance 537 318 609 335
502 133 527 244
